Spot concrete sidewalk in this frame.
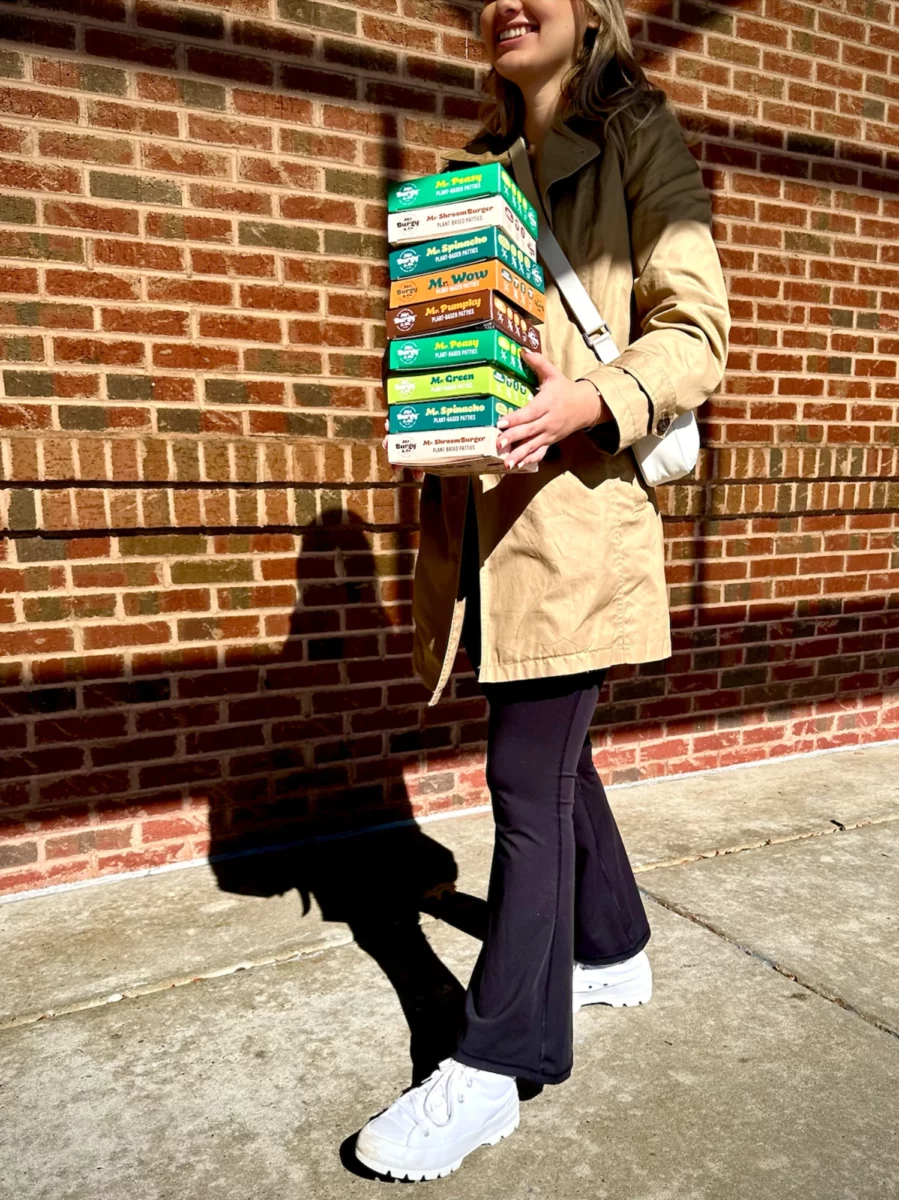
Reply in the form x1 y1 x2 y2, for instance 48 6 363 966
2 743 898 1199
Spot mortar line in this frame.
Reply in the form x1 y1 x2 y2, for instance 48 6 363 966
638 889 899 1042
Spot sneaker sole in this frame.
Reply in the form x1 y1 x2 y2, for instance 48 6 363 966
355 1109 520 1182
573 992 650 1013
572 975 653 1012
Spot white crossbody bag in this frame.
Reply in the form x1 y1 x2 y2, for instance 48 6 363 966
509 137 699 487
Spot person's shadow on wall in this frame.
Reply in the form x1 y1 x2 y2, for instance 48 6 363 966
206 503 489 1098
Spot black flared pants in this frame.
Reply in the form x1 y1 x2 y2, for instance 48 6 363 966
451 489 651 1086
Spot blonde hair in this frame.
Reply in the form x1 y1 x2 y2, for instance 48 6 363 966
477 0 671 156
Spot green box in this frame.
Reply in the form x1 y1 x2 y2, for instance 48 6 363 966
389 227 543 289
388 328 536 384
388 395 516 434
386 363 533 407
388 163 538 239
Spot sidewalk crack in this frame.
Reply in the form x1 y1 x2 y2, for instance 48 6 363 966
639 888 899 1043
0 941 350 1033
632 811 899 874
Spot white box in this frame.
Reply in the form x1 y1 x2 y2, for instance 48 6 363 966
387 196 537 261
387 426 538 475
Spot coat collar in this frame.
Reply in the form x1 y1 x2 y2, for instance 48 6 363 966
444 113 604 214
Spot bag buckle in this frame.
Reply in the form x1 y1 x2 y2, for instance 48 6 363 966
583 326 618 365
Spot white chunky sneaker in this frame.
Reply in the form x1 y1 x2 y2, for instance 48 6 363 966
572 948 652 1013
355 1057 520 1181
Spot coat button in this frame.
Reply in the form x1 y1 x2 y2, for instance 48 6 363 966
656 415 671 434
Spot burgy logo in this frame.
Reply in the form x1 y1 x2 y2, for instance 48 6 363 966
396 342 419 365
526 328 539 349
393 308 416 333
395 183 419 205
396 248 419 274
393 378 415 397
394 438 416 455
397 406 419 429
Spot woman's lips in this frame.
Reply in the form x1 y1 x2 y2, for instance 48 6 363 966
496 24 538 47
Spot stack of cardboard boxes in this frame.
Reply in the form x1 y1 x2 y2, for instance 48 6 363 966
384 164 545 475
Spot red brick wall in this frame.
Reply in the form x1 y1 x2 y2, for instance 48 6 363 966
1 0 898 895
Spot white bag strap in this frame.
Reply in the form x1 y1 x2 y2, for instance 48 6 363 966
508 136 620 365
510 136 700 487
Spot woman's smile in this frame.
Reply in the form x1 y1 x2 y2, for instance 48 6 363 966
482 1 589 86
496 22 539 49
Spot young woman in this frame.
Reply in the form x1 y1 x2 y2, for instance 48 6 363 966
359 0 730 1180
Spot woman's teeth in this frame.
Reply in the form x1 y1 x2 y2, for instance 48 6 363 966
498 25 535 43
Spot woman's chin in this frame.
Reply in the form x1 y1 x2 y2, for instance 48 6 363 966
492 53 540 84
491 33 541 67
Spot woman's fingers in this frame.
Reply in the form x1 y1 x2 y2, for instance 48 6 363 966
504 431 548 469
498 414 547 451
497 398 546 431
519 349 560 385
517 444 549 468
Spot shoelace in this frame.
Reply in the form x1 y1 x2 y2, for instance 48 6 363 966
399 1059 476 1134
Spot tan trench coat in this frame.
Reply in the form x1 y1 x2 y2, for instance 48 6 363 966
409 103 731 707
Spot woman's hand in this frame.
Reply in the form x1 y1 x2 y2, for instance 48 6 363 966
383 417 424 482
496 349 607 470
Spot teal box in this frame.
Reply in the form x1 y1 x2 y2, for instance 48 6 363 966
388 163 538 239
388 395 516 435
389 227 543 290
388 328 536 385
